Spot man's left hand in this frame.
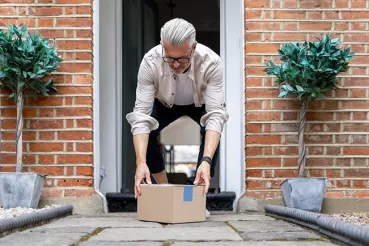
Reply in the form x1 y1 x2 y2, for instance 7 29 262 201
194 161 211 194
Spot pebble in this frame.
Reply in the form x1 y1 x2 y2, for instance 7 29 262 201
329 212 369 227
0 205 61 220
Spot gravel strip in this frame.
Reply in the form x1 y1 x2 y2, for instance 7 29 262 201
0 205 62 220
328 212 369 227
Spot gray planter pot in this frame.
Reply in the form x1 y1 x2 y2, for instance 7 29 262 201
281 178 327 213
0 172 45 209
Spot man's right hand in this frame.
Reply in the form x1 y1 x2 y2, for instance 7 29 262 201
134 163 152 199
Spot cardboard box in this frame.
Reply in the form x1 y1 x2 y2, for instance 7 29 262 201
137 184 206 223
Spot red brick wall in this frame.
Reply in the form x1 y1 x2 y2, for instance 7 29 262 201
0 0 95 198
245 0 369 200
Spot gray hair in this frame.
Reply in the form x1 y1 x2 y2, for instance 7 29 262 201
160 18 196 47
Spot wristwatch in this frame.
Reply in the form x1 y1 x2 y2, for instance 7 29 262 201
201 156 212 166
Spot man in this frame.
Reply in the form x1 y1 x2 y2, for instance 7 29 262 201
126 18 229 202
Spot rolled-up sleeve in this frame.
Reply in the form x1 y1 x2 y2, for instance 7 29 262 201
200 58 229 134
126 58 159 136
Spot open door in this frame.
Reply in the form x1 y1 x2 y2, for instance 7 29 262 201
121 0 159 193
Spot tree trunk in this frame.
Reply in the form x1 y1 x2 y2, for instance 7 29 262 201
15 89 23 173
297 98 308 178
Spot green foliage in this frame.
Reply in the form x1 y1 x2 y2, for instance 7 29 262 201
264 34 355 102
0 24 62 102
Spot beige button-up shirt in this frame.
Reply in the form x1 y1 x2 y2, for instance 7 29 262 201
126 43 229 136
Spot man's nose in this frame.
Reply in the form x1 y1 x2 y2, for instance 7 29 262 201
173 60 180 68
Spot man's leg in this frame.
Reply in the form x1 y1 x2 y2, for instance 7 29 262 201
187 105 220 178
146 99 181 184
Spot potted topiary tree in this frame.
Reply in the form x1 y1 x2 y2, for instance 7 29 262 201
0 24 62 209
264 34 355 212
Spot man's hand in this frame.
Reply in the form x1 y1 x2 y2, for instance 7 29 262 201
134 163 152 199
194 161 211 194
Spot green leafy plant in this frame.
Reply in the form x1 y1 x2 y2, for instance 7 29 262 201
0 24 62 172
264 34 355 177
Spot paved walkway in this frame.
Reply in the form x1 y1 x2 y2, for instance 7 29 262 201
0 212 338 245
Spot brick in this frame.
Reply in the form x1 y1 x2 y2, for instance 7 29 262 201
274 11 306 19
274 146 298 155
342 101 369 109
30 120 63 129
245 10 262 19
246 112 280 121
57 154 92 164
30 143 64 152
274 169 298 177
39 155 55 164
246 124 262 133
56 108 92 117
247 158 281 167
246 179 281 189
246 22 280 30
76 166 93 176
245 0 269 8
344 147 369 155
308 11 323 19
300 22 332 30
76 143 93 152
325 191 344 198
336 158 351 166
41 188 63 197
247 169 263 177
0 7 17 15
300 0 331 8
245 90 279 98
326 169 341 178
32 166 64 175
273 33 306 41
349 191 369 199
342 11 369 19
345 169 369 178
245 44 281 53
58 131 92 140
75 6 92 14
351 0 367 8
335 0 348 8
57 178 93 187
246 136 281 144
30 7 63 16
324 123 341 133
245 78 263 86
352 180 369 188
308 146 324 155
306 158 333 166
325 12 339 19
283 22 298 30
56 18 91 27
64 189 95 197
353 112 367 120
283 0 298 8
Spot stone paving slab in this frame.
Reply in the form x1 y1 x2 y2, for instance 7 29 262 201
240 231 321 241
229 220 304 233
207 214 275 222
30 226 96 234
171 242 336 246
0 231 84 246
89 227 243 242
36 216 162 229
166 221 227 227
80 242 162 246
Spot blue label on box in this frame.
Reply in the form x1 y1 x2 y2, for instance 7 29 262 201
183 186 193 202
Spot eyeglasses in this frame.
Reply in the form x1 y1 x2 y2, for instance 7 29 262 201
162 45 193 64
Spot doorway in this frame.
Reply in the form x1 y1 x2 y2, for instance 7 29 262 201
97 0 245 210
121 0 221 193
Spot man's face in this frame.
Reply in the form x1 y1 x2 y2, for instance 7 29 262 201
162 40 194 74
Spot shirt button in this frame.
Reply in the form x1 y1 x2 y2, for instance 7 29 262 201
172 93 174 95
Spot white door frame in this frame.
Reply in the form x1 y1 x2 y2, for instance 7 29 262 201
93 0 245 211
219 0 245 207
